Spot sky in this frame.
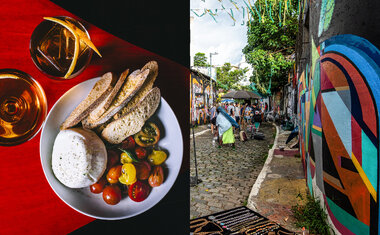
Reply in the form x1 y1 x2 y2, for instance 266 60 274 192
190 0 250 68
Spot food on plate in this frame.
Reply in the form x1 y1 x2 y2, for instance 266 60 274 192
148 165 164 187
101 87 161 144
147 150 167 166
102 185 122 205
128 181 150 202
134 122 160 147
86 69 128 122
53 61 169 206
52 128 107 188
113 61 158 120
60 72 117 129
83 68 150 129
90 177 106 194
107 165 122 184
134 161 151 180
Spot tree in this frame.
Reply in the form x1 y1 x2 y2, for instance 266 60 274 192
216 63 248 91
243 0 298 94
193 52 209 67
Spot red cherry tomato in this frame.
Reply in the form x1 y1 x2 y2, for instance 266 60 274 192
128 181 150 202
135 147 147 159
90 177 106 194
107 149 120 169
103 185 122 205
121 136 135 149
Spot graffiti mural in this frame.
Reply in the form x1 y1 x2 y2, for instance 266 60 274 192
318 0 335 36
299 34 380 234
190 70 217 125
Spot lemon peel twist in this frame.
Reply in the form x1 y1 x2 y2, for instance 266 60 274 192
43 17 102 79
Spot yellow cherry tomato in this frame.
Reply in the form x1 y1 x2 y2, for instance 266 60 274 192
120 152 133 164
147 150 167 165
119 163 137 185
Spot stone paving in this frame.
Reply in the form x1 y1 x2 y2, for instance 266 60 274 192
247 127 307 233
190 122 276 219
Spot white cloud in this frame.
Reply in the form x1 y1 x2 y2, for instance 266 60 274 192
190 0 250 67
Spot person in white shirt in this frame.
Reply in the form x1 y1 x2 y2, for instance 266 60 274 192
227 103 235 117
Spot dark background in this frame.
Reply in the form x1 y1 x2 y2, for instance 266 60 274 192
49 0 190 233
51 0 189 67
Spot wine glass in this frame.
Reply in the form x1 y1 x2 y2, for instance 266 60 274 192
0 69 47 146
29 16 93 80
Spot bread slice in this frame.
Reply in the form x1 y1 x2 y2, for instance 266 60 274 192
84 68 149 129
101 87 161 144
81 69 129 128
60 72 117 130
113 61 158 120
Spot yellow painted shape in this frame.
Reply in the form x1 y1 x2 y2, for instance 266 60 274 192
351 152 377 202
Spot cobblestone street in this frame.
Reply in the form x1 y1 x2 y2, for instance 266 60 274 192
190 122 276 219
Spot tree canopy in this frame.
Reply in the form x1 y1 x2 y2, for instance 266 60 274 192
193 52 209 67
243 0 298 95
216 63 248 91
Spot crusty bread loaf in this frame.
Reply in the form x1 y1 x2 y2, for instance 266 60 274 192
60 72 117 130
113 61 158 120
82 69 129 128
84 68 149 129
101 87 161 144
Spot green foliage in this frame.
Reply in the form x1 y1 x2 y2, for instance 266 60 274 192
193 52 209 67
291 194 331 235
243 0 298 94
216 63 248 91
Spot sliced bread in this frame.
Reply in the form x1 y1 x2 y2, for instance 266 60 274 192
113 61 158 120
101 87 161 144
82 68 129 128
60 72 117 130
84 68 149 128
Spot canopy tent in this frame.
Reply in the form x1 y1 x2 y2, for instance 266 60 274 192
221 90 261 99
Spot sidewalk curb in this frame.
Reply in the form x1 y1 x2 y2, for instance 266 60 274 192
247 123 279 210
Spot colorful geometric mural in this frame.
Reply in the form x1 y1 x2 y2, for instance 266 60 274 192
298 34 380 234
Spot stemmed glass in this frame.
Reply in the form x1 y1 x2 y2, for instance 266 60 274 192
0 69 47 146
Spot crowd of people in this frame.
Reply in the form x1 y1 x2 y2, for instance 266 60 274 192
209 101 265 149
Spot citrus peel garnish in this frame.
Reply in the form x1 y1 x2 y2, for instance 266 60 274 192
43 17 102 78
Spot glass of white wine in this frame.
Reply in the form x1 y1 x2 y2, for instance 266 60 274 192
0 69 47 146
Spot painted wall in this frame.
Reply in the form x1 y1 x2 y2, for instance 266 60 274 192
190 71 217 125
297 0 380 234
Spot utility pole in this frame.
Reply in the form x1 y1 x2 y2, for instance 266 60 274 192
209 52 218 106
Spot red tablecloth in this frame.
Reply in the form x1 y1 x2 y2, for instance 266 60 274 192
0 1 189 234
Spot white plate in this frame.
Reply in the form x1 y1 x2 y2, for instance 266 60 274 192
39 77 183 220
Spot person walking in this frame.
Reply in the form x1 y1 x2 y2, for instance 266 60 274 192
234 103 240 128
227 102 235 118
216 107 236 149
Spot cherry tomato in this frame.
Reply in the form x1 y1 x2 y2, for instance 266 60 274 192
102 185 122 205
148 165 164 187
135 147 147 159
128 181 150 202
107 149 119 169
121 136 135 149
107 165 122 184
90 177 106 194
147 150 167 165
134 122 160 147
134 161 152 180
